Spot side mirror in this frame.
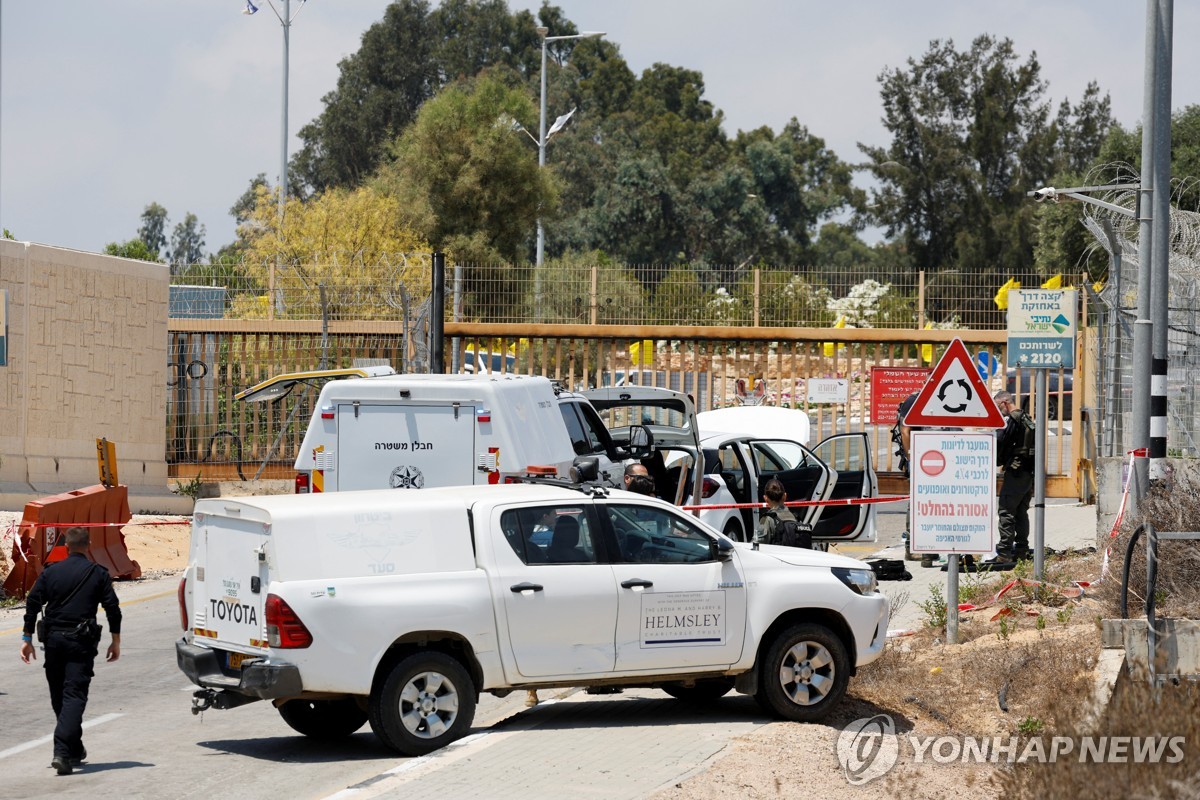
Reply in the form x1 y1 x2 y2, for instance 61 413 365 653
714 536 734 562
570 456 600 483
626 425 654 458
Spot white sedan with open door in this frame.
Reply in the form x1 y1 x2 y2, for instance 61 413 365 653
648 407 878 545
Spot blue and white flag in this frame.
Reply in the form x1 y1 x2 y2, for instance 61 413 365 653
242 1 259 15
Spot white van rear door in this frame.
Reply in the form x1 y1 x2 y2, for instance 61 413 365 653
192 513 270 657
337 403 476 490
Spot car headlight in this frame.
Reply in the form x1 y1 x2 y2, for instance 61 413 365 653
832 566 877 595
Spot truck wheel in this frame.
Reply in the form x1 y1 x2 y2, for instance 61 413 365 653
723 521 745 542
278 698 368 739
662 677 734 703
369 652 476 756
755 623 849 723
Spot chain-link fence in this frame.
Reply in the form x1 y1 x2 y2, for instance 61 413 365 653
1081 166 1200 458
171 256 1045 330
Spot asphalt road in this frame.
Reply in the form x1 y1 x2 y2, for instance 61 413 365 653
0 576 770 800
0 577 542 799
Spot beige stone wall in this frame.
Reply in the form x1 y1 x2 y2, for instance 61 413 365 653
0 241 180 510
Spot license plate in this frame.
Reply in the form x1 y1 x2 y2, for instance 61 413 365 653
228 651 253 669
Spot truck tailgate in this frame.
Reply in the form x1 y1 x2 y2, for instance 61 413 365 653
191 514 270 655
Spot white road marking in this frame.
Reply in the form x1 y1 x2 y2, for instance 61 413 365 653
0 712 124 760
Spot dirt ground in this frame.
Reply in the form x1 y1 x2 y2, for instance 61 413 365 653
651 622 1103 799
120 515 191 578
0 512 190 588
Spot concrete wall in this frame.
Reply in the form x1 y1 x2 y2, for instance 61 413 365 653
0 241 186 512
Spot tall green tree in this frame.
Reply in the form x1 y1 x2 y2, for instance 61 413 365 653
168 213 207 271
860 36 1112 319
372 70 557 315
138 202 169 257
292 0 547 193
1095 103 1200 210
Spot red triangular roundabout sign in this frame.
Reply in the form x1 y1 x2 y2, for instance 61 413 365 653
903 338 1006 428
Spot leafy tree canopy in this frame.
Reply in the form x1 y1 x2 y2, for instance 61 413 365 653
104 238 160 262
138 202 169 257
234 184 431 319
860 36 1113 284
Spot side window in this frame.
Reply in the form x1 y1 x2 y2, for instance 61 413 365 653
605 504 716 564
499 505 599 565
717 444 745 495
575 403 610 455
750 440 809 472
812 435 865 472
558 403 592 456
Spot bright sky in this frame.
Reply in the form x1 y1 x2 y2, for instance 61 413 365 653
1 1 1194 255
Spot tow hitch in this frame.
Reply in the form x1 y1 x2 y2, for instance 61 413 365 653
192 688 260 714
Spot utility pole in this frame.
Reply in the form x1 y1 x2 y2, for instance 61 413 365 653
1149 0 1174 481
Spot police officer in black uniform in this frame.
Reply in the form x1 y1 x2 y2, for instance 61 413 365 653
993 390 1036 561
19 526 122 776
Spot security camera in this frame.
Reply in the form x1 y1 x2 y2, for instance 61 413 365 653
1031 187 1058 203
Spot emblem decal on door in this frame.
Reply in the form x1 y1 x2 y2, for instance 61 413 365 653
389 465 425 489
640 591 727 648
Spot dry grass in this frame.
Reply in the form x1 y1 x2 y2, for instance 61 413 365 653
1002 679 1200 798
856 616 1102 739
854 503 1200 798
1097 471 1200 620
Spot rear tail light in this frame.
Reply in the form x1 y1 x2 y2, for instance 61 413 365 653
178 576 188 631
294 473 310 494
503 476 521 484
486 446 500 484
701 477 720 498
265 594 313 649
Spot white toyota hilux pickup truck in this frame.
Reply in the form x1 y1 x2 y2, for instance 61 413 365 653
176 482 888 756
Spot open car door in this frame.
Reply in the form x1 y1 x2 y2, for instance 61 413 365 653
809 432 877 542
582 386 703 505
746 439 833 529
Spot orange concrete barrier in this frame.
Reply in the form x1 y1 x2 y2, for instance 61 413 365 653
2 485 140 600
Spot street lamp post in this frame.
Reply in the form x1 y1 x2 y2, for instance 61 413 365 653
533 27 604 318
245 0 309 317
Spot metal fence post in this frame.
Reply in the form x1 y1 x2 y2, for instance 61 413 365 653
430 252 445 374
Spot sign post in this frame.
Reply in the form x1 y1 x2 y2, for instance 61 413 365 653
904 338 1006 643
1007 289 1077 580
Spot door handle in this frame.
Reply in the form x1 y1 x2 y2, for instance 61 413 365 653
620 578 654 590
510 582 544 593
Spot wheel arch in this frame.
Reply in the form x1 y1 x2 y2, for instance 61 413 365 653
371 631 483 698
736 607 858 697
759 608 857 675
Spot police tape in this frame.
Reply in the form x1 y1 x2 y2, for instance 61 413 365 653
18 519 191 528
1092 447 1145 586
5 519 192 564
680 495 908 512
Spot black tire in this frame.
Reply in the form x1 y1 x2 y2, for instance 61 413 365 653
661 677 735 703
723 520 745 543
369 652 476 756
754 623 850 723
277 698 368 739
